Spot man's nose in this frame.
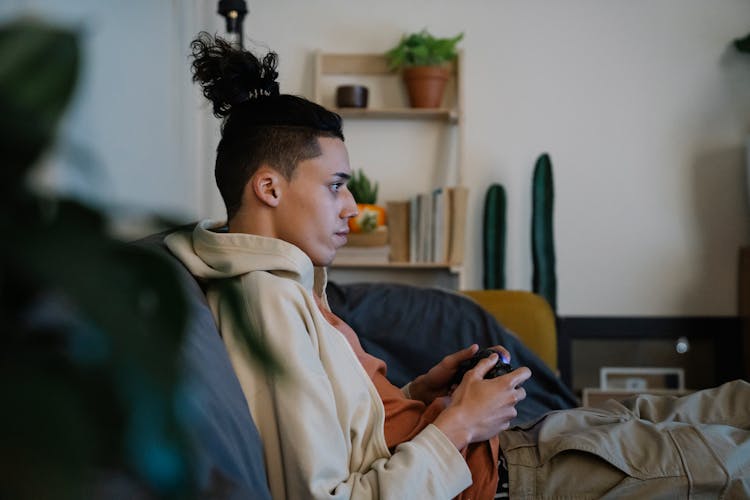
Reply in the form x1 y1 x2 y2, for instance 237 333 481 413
341 188 358 219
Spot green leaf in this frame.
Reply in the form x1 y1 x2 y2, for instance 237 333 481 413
0 19 80 190
0 19 201 499
385 29 463 70
4 200 196 497
734 32 750 53
216 280 284 377
0 367 96 500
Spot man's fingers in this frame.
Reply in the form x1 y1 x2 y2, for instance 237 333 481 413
515 386 527 404
445 344 478 366
469 353 499 379
507 367 532 387
460 343 479 359
491 345 511 363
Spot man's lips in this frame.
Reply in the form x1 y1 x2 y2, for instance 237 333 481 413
334 230 349 245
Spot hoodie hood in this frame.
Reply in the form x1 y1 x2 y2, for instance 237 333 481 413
165 219 326 293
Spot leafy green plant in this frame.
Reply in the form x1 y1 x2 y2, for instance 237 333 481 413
347 169 379 204
385 29 463 71
0 19 195 499
0 19 279 499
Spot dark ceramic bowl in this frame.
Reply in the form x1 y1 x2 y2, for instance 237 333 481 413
336 85 369 108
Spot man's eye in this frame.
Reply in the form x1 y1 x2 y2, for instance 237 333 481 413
331 183 343 192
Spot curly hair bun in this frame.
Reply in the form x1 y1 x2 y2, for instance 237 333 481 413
190 32 280 118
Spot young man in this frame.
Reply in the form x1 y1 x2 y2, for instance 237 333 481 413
167 134 530 497
169 33 750 499
167 33 531 498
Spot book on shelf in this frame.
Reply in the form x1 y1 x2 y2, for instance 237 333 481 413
418 192 432 263
409 195 419 263
432 188 450 264
447 185 468 265
386 200 410 262
388 185 468 266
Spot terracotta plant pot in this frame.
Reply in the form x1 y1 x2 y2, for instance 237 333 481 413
402 66 450 108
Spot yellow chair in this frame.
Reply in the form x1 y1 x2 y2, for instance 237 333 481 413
461 290 558 373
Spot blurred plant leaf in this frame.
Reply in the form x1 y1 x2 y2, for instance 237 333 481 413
0 19 79 195
734 32 750 53
1 18 281 499
0 20 195 499
216 279 284 377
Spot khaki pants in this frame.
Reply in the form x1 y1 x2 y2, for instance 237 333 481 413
499 380 750 499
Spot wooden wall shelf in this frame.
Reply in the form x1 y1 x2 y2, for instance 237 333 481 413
331 261 462 271
332 107 458 122
314 50 466 289
314 51 463 126
327 263 462 290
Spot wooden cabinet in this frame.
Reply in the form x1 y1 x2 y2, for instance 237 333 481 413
313 52 467 289
557 316 745 396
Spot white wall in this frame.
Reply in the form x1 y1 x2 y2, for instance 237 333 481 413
245 0 750 316
4 1 750 316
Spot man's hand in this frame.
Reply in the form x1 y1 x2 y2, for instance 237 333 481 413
408 344 512 404
433 354 532 450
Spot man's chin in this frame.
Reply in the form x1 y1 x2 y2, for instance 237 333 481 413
311 252 336 268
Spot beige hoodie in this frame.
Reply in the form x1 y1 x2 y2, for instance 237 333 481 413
166 220 471 499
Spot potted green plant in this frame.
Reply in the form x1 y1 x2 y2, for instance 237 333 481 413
385 29 463 108
346 169 388 247
347 169 385 233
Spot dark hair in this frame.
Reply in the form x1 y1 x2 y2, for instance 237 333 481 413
190 32 344 219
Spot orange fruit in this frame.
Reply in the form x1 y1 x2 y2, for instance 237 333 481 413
349 203 387 233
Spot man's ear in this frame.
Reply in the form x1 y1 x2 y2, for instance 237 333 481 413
250 166 282 208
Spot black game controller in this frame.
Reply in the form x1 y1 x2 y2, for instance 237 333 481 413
451 348 513 386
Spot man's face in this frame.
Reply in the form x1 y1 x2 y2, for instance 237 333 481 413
275 137 358 266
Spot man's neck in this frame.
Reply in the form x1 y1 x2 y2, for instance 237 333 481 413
228 208 276 237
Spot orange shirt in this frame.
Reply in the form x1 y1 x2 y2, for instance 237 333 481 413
316 295 499 500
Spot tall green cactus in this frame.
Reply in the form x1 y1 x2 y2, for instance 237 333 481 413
483 183 506 289
532 153 557 311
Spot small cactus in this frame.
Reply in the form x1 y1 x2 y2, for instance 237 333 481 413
531 153 557 311
483 183 506 289
347 169 378 204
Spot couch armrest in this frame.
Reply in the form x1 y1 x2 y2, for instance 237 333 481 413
461 290 557 373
